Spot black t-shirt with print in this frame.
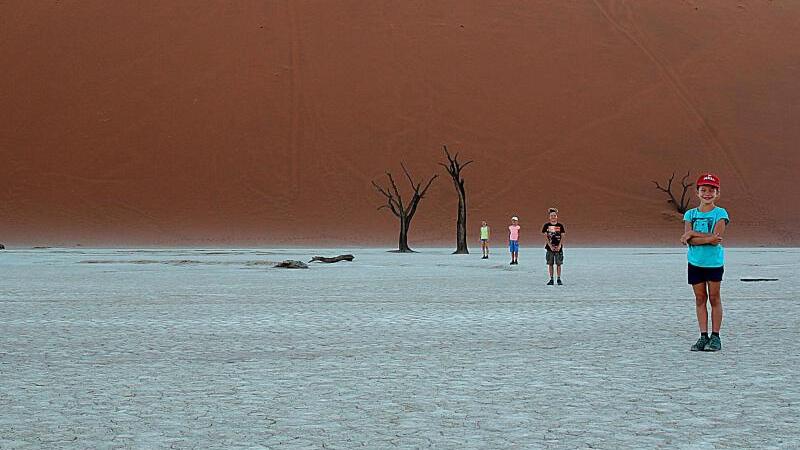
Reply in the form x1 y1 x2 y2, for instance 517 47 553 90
541 222 566 249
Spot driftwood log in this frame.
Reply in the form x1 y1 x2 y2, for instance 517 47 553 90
274 260 309 269
309 254 354 263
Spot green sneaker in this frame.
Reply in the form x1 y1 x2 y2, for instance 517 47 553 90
691 335 710 351
704 334 722 352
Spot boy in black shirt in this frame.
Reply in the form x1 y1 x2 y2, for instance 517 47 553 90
542 208 566 285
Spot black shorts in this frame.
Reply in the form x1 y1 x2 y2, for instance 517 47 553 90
687 263 724 285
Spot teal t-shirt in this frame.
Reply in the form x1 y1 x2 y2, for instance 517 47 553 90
684 206 730 268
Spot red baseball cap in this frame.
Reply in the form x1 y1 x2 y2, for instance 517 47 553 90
696 173 720 188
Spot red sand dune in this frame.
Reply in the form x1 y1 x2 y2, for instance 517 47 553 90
2 1 799 247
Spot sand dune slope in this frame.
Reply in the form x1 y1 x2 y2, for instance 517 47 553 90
2 1 798 246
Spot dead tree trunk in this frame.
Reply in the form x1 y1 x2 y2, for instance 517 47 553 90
372 164 437 253
652 171 694 213
309 254 354 263
440 145 473 254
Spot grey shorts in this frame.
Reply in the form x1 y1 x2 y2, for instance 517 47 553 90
546 249 564 265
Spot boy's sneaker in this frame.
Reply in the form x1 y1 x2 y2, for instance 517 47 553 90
546 279 554 285
704 334 722 352
690 335 710 351
557 278 563 285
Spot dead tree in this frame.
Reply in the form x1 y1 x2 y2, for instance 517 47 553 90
372 164 437 253
652 171 694 213
439 145 473 254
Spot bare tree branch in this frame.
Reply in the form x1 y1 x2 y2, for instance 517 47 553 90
371 180 393 199
678 171 693 211
441 145 474 176
400 162 420 193
386 172 403 206
652 172 675 194
372 179 401 217
443 144 453 159
405 174 438 227
419 174 438 198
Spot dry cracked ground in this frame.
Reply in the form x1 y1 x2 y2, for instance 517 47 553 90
1 248 798 449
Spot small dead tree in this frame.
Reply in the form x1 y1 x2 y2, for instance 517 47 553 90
439 145 473 254
372 163 437 253
652 171 694 213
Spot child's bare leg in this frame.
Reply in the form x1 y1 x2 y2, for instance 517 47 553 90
556 264 562 278
547 264 553 278
707 281 723 333
692 282 710 333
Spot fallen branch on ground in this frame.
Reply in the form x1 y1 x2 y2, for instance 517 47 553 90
309 254 354 263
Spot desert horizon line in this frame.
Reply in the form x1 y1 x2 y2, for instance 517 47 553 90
2 244 793 250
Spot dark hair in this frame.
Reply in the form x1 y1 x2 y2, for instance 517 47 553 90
548 208 558 214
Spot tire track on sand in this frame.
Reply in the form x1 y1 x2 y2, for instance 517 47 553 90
591 0 753 200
